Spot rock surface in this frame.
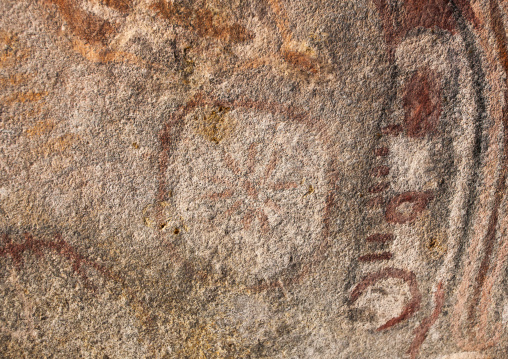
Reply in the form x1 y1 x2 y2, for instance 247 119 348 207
1 0 508 358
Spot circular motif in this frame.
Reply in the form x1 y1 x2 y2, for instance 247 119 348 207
167 106 330 284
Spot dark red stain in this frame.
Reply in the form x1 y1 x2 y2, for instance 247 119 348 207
403 69 442 138
150 0 254 44
350 267 421 331
381 124 403 136
371 165 390 177
0 232 111 290
358 252 392 262
366 233 394 243
373 0 479 50
282 50 319 74
368 182 390 193
385 191 434 224
408 281 444 359
48 0 117 45
375 147 390 156
101 0 131 13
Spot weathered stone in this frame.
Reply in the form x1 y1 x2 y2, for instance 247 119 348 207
1 0 508 358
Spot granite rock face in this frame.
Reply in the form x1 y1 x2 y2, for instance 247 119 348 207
1 0 508 358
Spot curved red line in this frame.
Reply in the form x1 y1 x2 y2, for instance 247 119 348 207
467 0 508 331
408 281 445 359
0 232 154 326
1 232 111 290
366 233 394 243
350 267 421 331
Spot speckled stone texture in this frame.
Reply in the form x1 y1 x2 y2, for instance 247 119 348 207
1 0 508 358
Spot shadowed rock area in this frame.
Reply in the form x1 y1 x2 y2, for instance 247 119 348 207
1 0 508 358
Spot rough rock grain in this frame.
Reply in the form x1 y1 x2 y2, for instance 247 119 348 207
1 0 508 358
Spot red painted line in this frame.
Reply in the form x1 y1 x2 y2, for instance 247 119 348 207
408 282 445 359
371 165 390 177
350 268 421 331
385 191 434 224
358 252 392 262
0 232 112 290
368 182 390 193
366 233 394 243
466 0 508 331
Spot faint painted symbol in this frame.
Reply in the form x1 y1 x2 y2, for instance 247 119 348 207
202 142 300 234
167 105 329 282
